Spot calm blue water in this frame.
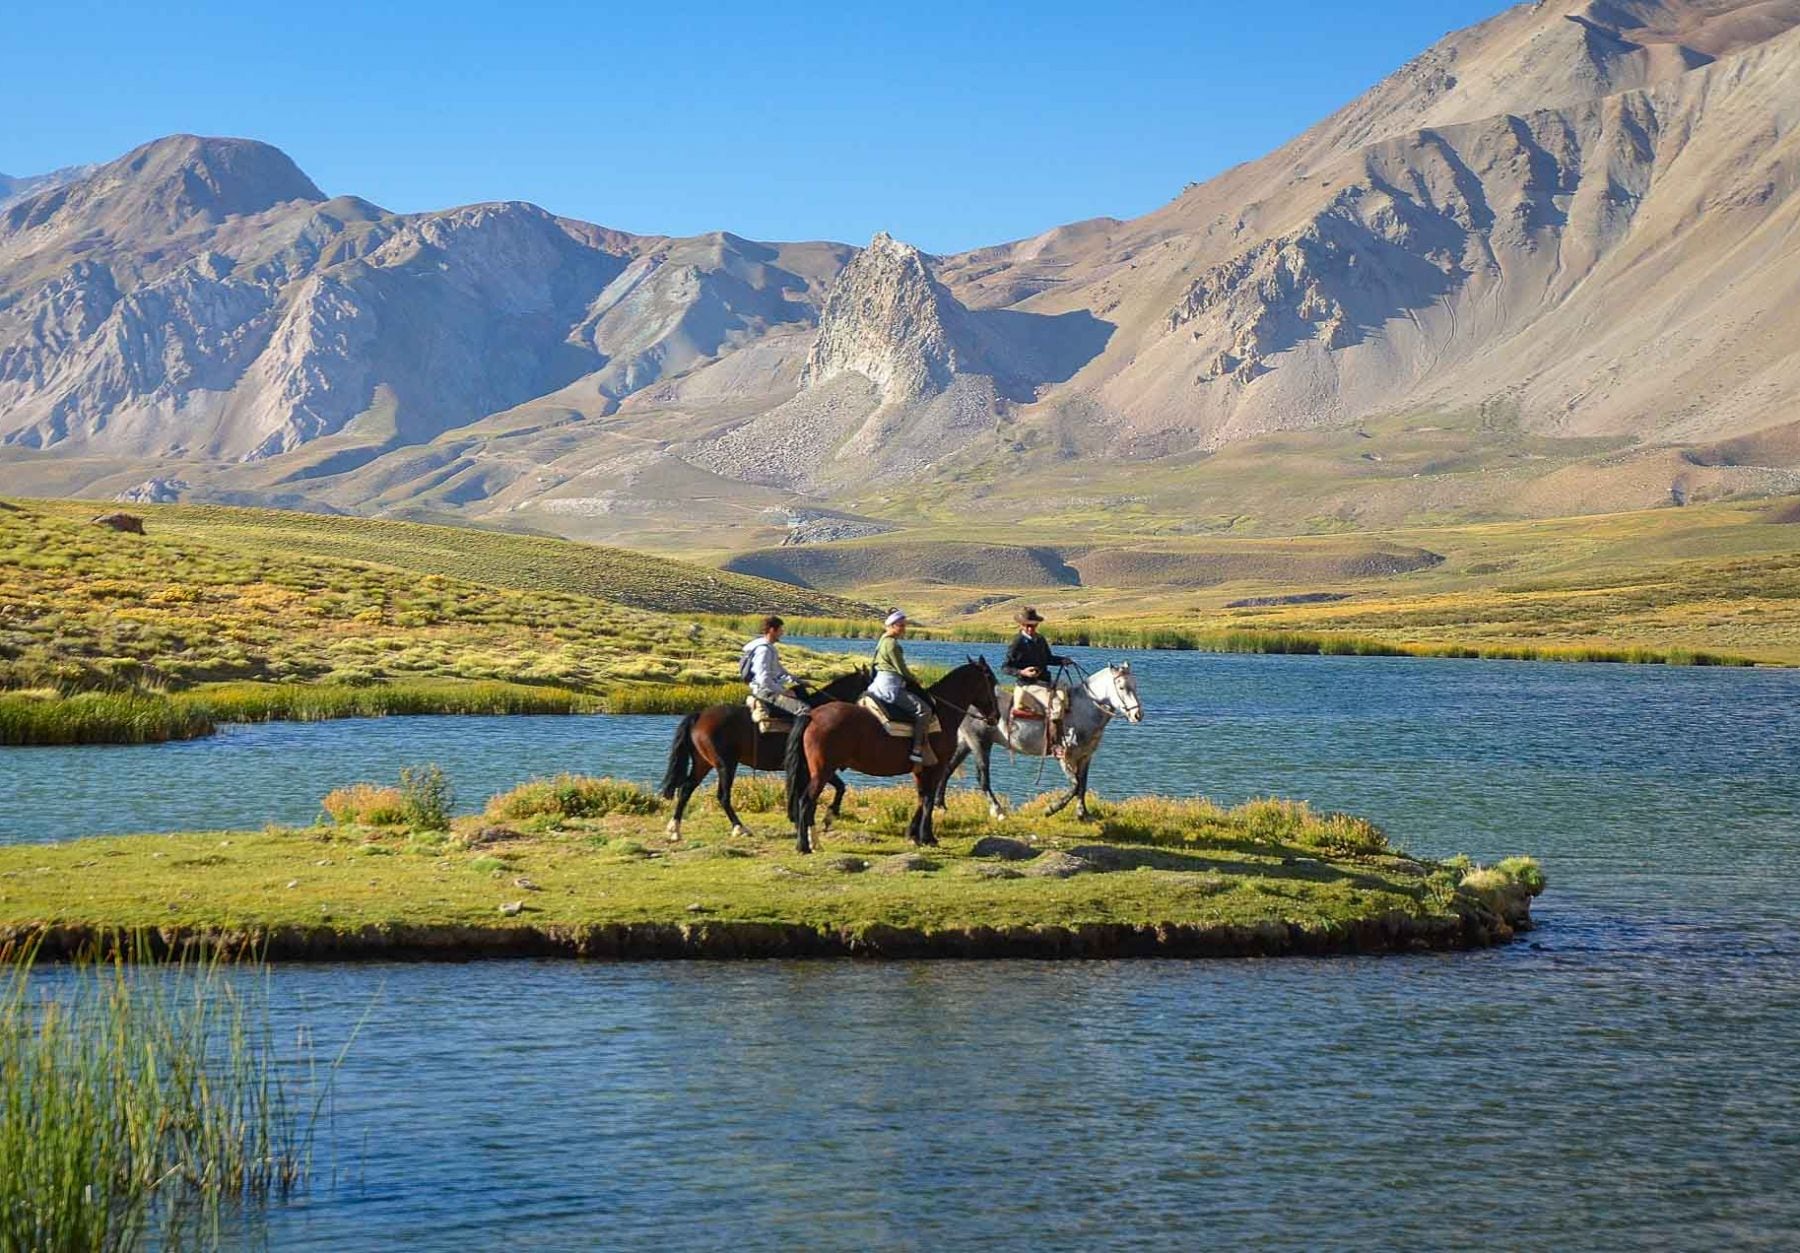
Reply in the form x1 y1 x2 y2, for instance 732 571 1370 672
8 647 1800 1248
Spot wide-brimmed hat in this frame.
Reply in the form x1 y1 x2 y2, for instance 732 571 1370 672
1015 607 1045 625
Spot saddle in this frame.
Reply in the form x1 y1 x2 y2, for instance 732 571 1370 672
1007 683 1065 722
856 694 942 738
746 695 795 735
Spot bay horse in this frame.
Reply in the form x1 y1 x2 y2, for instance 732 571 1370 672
784 658 1000 854
660 667 871 839
936 661 1143 821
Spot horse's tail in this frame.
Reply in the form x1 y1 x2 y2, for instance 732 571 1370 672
784 710 813 822
660 712 699 799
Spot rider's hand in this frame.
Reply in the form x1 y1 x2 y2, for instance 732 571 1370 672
1022 666 1041 678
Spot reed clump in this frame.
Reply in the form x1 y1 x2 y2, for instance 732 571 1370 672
0 680 605 747
0 943 336 1252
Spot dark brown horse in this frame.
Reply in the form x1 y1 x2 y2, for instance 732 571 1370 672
784 658 1000 854
659 667 871 839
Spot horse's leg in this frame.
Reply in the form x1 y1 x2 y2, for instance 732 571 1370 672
822 772 846 831
1073 755 1095 821
935 743 970 811
797 741 829 854
1042 754 1080 817
912 769 938 847
974 733 1006 821
669 758 713 839
1043 747 1090 817
716 753 751 838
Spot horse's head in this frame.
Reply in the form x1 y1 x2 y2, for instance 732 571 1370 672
819 666 874 702
969 655 1001 722
936 655 1002 724
1092 660 1144 723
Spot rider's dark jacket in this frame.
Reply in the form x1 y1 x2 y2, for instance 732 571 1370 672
1002 631 1069 679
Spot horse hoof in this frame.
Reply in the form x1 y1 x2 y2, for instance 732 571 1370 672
989 803 1005 822
666 820 682 839
731 825 751 839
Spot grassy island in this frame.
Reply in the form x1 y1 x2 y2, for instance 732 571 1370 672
0 778 1544 962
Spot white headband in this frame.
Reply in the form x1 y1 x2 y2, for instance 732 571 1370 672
884 610 907 627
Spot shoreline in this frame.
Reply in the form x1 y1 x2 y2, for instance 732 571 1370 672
4 630 1780 747
700 615 1771 667
3 895 1534 963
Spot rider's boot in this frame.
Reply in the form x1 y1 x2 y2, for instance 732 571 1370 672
908 706 929 765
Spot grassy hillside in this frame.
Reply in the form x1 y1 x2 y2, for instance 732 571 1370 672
0 500 865 706
20 499 870 616
704 498 1800 664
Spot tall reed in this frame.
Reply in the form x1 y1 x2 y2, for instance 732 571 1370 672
0 942 342 1252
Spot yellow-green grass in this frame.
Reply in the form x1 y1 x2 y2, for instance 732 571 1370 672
0 779 1544 959
0 502 864 720
705 498 1800 665
21 498 870 617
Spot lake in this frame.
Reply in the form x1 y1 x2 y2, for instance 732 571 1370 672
6 645 1799 1248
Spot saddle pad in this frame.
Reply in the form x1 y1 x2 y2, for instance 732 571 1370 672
857 694 941 738
745 696 794 735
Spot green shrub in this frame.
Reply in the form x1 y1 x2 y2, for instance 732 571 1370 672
484 775 663 822
399 765 453 832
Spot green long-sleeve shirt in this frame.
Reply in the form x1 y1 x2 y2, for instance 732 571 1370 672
873 634 915 683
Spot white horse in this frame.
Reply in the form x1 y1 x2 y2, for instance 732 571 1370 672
936 662 1144 821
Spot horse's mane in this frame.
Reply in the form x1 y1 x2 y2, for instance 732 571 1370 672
928 658 991 690
819 666 872 698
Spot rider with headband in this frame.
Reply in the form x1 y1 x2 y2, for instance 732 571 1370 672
870 609 931 764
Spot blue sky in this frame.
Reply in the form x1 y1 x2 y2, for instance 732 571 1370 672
6 0 1507 252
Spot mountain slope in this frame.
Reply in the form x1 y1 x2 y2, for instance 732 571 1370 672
2 0 1799 545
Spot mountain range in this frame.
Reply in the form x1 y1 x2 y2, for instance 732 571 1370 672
3 0 1798 553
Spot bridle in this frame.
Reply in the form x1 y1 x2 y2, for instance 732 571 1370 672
1086 666 1143 723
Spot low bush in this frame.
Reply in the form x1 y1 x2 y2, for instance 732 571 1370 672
399 765 453 831
485 775 664 822
321 783 409 826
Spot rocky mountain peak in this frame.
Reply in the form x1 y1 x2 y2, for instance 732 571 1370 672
2 135 323 246
801 232 977 403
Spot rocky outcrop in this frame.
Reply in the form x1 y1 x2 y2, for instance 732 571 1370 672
801 232 981 403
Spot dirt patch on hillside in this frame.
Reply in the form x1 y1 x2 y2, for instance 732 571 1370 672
724 541 1080 590
1065 545 1443 589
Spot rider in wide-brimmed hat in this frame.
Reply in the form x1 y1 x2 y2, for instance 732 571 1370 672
1002 607 1072 756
